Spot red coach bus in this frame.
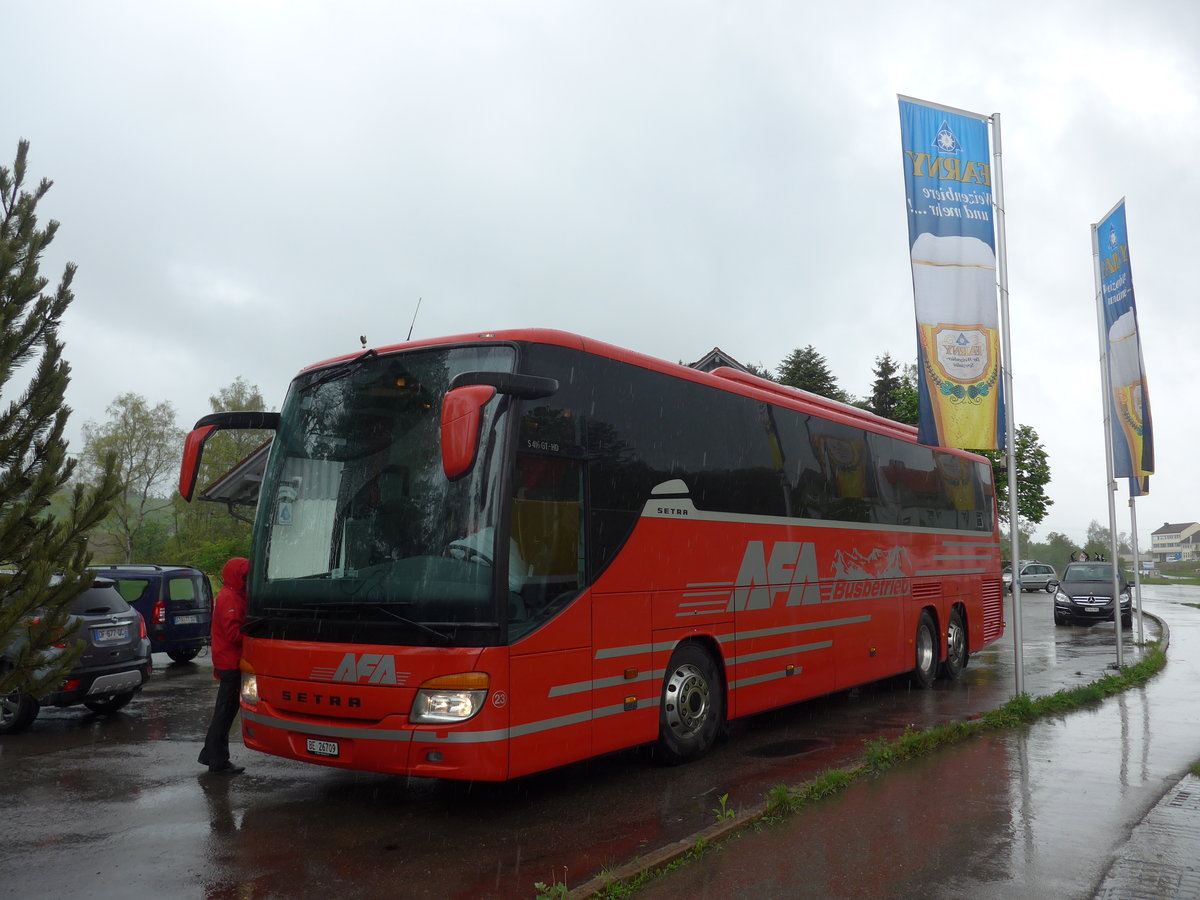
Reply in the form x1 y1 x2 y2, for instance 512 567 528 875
179 329 1003 781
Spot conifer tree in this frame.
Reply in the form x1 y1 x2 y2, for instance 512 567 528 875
0 140 120 703
776 345 848 402
867 353 903 419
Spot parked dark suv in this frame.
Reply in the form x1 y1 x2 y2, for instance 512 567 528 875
89 565 213 663
1 575 153 734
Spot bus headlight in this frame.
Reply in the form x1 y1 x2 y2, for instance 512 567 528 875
410 672 490 724
240 673 259 706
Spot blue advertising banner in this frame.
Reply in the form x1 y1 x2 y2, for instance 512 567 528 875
1096 199 1154 489
898 96 1002 449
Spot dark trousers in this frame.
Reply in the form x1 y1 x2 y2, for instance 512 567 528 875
199 668 242 769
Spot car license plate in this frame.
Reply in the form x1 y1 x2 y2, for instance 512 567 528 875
174 614 199 625
94 625 128 642
307 738 339 758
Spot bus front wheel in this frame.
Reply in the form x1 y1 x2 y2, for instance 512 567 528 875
913 610 938 689
656 643 724 765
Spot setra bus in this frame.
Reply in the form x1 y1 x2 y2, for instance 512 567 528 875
179 329 1003 781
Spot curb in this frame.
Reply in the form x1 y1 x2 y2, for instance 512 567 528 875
566 802 767 900
1093 774 1200 899
565 612 1170 900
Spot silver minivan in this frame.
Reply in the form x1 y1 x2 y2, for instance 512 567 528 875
1002 561 1058 593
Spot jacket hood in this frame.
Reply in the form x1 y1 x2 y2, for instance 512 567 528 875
221 557 250 592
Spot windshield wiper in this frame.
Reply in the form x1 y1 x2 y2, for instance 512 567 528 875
299 349 378 394
295 601 454 642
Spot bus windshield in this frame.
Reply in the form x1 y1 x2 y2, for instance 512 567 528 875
249 344 516 643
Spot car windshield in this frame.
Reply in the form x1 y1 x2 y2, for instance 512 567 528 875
250 344 517 640
1065 564 1112 581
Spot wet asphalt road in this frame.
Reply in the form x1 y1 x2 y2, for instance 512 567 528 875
634 585 1200 900
0 586 1190 900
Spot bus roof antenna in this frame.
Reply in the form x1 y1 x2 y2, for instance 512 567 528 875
407 296 422 341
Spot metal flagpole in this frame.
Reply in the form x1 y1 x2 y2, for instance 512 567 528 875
1129 496 1144 644
1092 222 1124 668
991 112 1024 695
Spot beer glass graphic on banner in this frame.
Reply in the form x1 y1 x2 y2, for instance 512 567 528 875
910 232 1000 448
1108 309 1148 475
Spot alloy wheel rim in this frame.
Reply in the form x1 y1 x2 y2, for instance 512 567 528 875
664 663 710 737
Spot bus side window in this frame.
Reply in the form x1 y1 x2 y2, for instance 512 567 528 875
509 454 583 635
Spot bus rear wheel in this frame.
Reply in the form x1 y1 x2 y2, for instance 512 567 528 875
913 610 938 689
941 606 967 681
656 643 723 765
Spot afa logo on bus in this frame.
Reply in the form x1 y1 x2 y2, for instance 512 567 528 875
728 540 911 612
315 652 406 685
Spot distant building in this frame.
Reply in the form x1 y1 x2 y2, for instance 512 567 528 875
688 347 751 374
1150 522 1200 563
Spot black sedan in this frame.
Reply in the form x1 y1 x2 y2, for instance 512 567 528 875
1051 562 1133 627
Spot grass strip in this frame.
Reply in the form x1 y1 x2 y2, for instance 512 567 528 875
574 641 1166 899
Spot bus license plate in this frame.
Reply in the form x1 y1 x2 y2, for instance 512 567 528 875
175 615 198 625
307 738 339 758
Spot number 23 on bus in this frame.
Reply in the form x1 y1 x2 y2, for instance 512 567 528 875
178 328 1003 782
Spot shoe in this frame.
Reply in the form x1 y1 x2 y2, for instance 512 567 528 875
208 763 245 775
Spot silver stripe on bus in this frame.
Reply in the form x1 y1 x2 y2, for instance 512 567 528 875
547 668 664 698
591 697 662 720
595 638 683 660
734 616 870 642
639 503 992 537
915 567 990 576
504 710 593 739
676 606 726 617
730 669 801 690
243 709 414 743
729 641 832 666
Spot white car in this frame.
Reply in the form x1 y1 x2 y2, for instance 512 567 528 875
1002 561 1058 593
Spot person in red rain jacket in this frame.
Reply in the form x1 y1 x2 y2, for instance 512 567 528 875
198 557 249 775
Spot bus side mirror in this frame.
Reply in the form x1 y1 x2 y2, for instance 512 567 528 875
441 385 496 480
179 425 219 501
178 411 280 502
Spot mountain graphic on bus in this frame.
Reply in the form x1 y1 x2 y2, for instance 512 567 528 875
831 546 912 580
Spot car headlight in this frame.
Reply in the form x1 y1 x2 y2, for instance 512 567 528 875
1054 590 1071 603
240 673 259 706
410 672 489 724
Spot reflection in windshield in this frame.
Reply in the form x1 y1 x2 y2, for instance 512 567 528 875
251 346 515 635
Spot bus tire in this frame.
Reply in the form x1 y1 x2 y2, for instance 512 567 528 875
913 610 938 689
656 643 723 765
941 606 968 681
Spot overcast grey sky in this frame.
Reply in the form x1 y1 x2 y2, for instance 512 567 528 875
6 1 1198 550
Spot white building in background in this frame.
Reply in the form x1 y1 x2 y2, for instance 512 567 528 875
1150 522 1200 563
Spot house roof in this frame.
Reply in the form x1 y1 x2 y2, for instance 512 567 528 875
199 439 272 506
688 347 749 373
1151 522 1200 535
